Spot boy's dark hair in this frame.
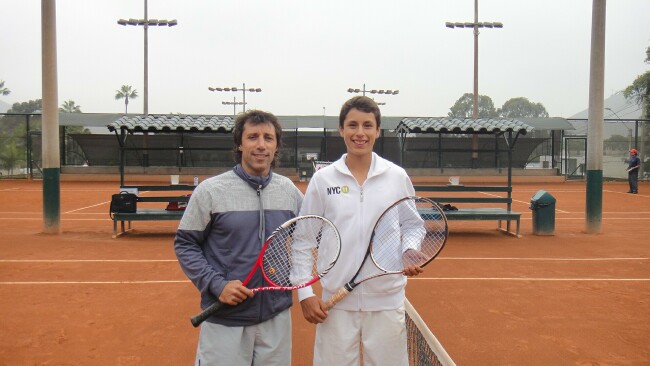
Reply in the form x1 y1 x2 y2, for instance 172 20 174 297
232 110 283 168
339 96 381 128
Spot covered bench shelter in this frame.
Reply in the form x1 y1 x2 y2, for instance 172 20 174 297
107 115 234 186
396 117 537 183
396 118 534 222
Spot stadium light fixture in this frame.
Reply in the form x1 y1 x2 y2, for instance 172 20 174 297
117 0 177 115
209 83 262 113
446 0 502 167
222 97 246 116
347 84 399 97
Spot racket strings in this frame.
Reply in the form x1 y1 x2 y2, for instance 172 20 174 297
371 198 448 272
262 216 339 288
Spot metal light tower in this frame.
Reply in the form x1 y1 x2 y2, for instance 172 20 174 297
347 84 399 98
446 0 502 166
222 97 245 117
209 84 262 113
445 1 502 119
117 0 177 115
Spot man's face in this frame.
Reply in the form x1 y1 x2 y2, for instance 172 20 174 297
239 121 277 177
339 108 380 158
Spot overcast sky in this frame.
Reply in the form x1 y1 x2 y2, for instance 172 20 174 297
1 0 649 119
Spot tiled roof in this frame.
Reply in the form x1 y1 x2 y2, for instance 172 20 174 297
107 115 235 133
396 117 534 134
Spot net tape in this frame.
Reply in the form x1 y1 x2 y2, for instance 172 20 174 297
405 298 456 366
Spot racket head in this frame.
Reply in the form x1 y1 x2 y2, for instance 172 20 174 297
260 215 341 290
369 196 448 273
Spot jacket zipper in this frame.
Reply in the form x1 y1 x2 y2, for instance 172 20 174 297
257 184 264 323
257 185 264 244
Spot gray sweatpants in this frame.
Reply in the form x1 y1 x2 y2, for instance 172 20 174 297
195 309 291 366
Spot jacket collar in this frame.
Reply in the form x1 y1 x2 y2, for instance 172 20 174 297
233 164 272 190
333 152 390 179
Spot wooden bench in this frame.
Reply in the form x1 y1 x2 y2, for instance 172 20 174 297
414 185 521 237
111 184 195 238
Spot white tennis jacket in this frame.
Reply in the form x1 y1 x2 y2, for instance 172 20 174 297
297 152 416 311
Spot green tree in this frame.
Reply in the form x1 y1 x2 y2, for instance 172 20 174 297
623 71 650 119
0 80 10 96
0 123 27 176
115 85 138 114
0 141 24 175
7 99 42 114
448 93 497 118
623 58 649 175
59 100 81 113
604 134 631 153
497 97 549 118
2 99 42 134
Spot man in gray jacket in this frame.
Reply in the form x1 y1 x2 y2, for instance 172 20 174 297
175 110 303 365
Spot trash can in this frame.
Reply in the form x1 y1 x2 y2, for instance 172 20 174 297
529 190 556 235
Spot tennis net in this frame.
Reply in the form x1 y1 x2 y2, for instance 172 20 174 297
405 298 456 366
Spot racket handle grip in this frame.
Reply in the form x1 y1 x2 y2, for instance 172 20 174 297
190 301 223 328
324 287 350 310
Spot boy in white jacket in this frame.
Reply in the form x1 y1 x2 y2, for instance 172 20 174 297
298 96 423 365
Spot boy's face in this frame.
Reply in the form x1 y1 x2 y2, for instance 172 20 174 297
239 121 278 177
339 108 380 158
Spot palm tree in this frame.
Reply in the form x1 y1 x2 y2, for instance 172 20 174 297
59 100 81 113
0 80 10 96
115 85 138 114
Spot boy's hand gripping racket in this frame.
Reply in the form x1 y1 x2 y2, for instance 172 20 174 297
325 196 447 309
191 215 341 327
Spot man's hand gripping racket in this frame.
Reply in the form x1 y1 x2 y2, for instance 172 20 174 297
191 215 341 327
325 196 447 309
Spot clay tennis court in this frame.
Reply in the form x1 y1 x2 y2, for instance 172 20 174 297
0 178 648 365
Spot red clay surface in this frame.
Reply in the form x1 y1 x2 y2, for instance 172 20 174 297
0 179 648 365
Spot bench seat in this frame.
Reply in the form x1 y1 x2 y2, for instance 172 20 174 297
111 184 195 238
112 209 186 238
415 185 521 237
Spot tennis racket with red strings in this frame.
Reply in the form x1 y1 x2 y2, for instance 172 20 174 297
191 215 341 327
324 196 447 309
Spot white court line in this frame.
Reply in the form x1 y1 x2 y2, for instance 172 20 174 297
409 277 650 281
478 191 571 213
437 257 648 261
0 218 114 221
2 278 648 285
0 189 120 192
0 259 178 263
520 217 650 220
0 212 113 215
0 280 190 285
1 257 643 263
65 201 110 213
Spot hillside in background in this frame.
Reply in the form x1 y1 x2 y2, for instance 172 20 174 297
0 100 10 113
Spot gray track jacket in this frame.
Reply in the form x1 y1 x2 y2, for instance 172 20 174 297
174 165 303 326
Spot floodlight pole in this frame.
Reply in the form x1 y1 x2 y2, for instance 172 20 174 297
117 0 177 115
118 0 177 167
222 97 245 116
446 0 503 167
346 84 399 100
586 0 606 234
209 83 262 114
41 0 60 234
